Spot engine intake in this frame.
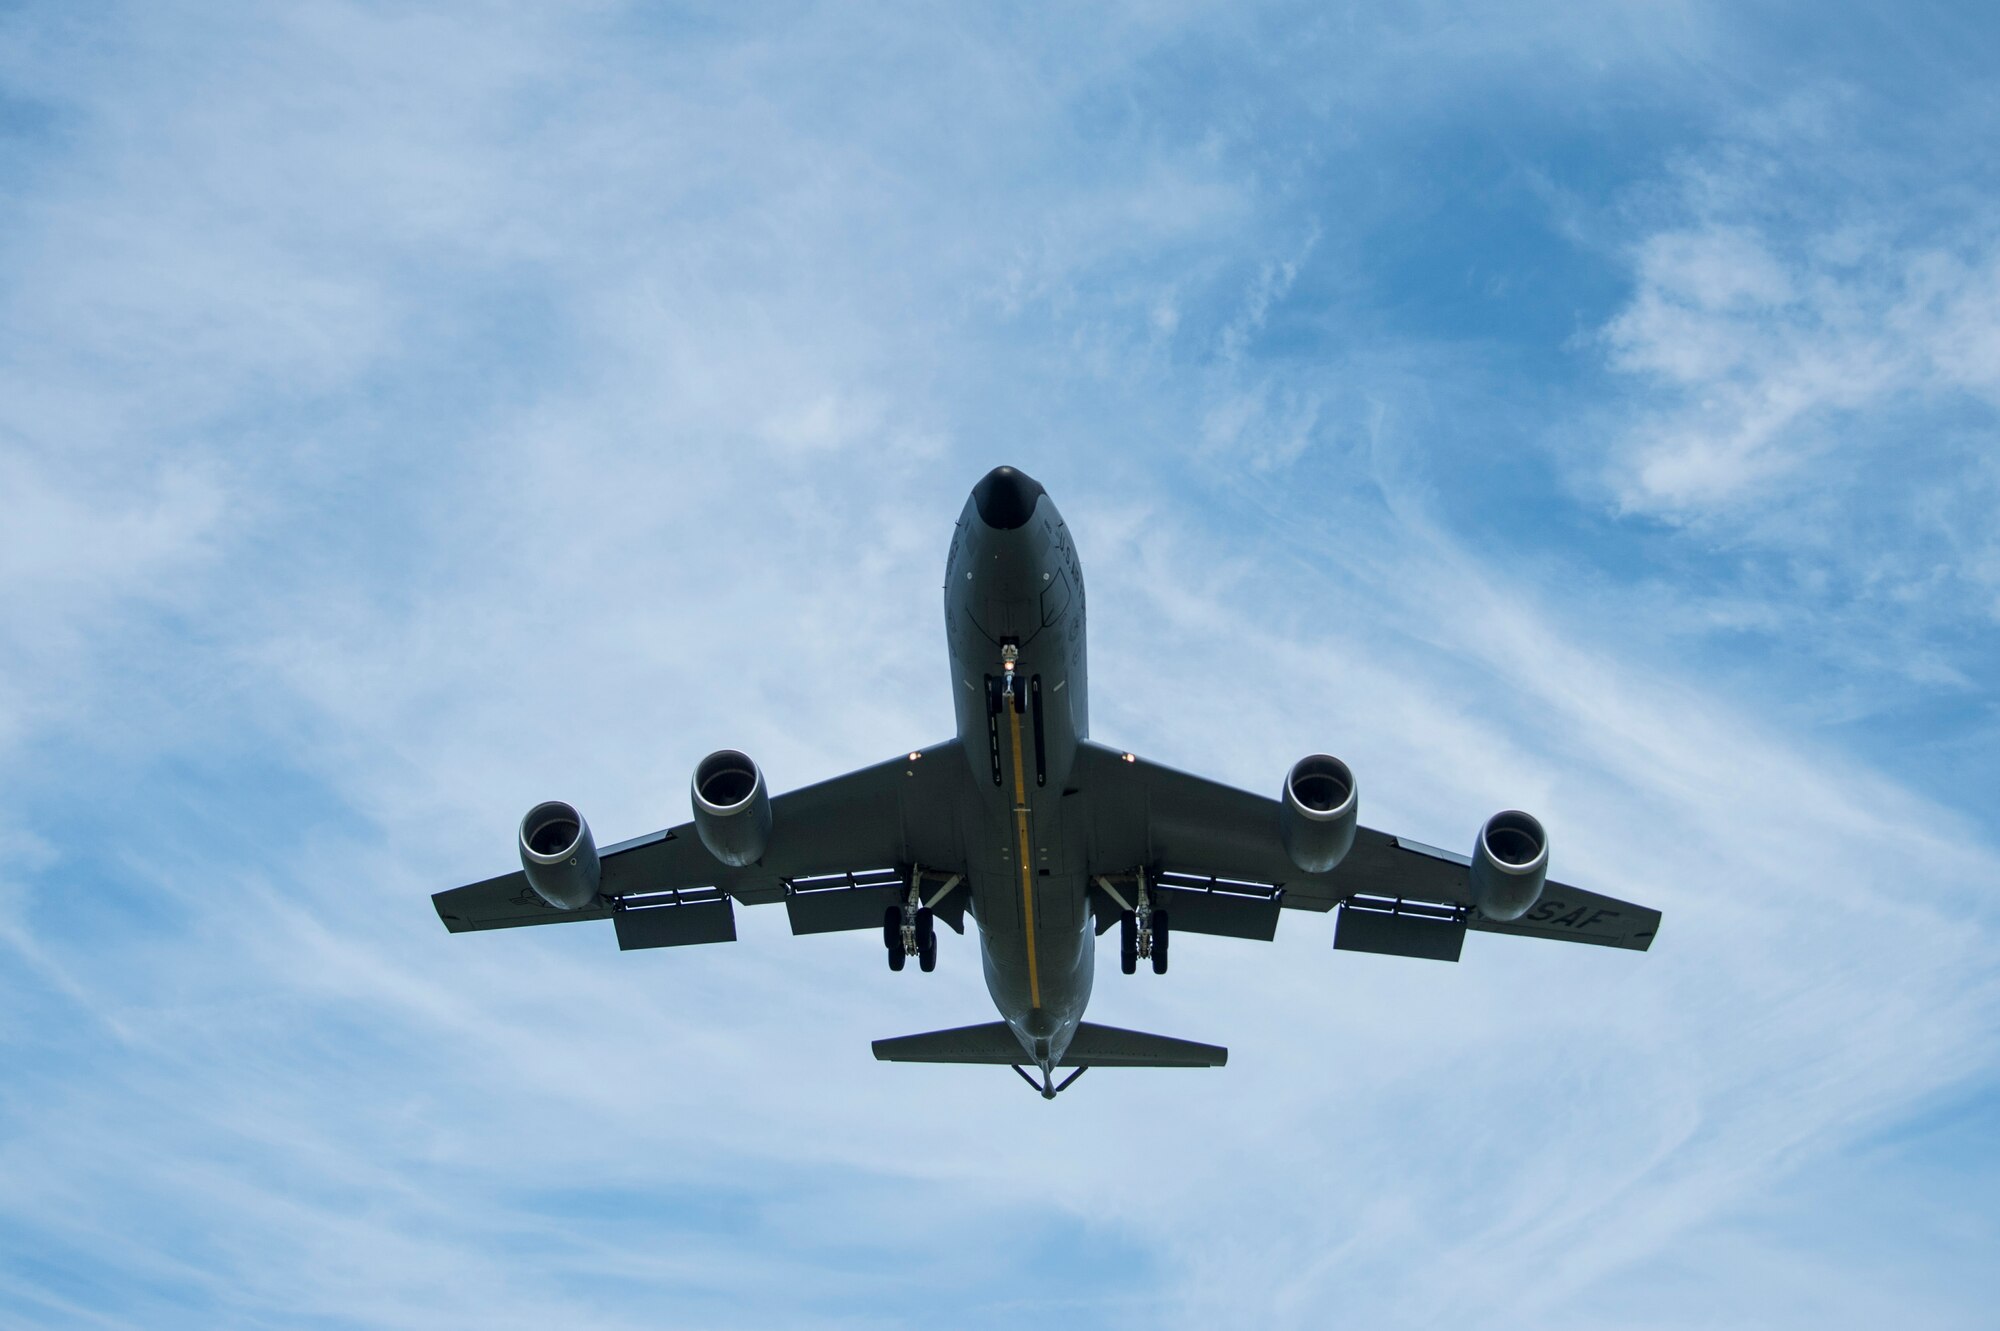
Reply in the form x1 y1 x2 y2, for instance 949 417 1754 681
1470 809 1548 921
518 800 602 910
691 748 772 867
1279 753 1358 873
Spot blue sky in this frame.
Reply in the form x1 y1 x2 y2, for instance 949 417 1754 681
3 2 1998 1326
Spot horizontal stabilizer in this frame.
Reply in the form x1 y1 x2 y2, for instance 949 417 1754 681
1063 1022 1227 1067
872 1022 1024 1064
871 1021 1226 1068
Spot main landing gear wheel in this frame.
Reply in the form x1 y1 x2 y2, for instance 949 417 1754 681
1119 910 1138 975
884 906 905 972
1151 909 1171 975
916 907 938 972
887 903 937 973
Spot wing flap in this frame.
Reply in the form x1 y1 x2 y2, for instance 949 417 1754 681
613 890 738 950
1334 902 1466 962
1153 885 1281 941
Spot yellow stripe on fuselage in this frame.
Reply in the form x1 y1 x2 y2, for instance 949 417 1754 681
1006 693 1042 1010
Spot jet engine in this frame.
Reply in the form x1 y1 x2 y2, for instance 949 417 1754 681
691 748 772 867
1278 753 1358 873
517 799 602 910
1469 809 1548 921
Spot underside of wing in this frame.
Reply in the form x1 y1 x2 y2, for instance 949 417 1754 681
433 740 970 948
431 827 704 934
1378 836 1661 950
1073 740 1659 956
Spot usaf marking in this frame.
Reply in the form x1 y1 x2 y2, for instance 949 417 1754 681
1522 900 1619 930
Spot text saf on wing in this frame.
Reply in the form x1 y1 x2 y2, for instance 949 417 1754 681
432 741 968 950
1070 740 1658 959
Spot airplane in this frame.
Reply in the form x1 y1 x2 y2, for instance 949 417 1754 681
434 466 1659 1098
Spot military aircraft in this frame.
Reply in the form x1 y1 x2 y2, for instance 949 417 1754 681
435 467 1659 1098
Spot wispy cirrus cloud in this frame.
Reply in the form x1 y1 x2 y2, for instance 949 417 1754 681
1600 199 2000 524
1527 83 2000 815
4 3 2000 1329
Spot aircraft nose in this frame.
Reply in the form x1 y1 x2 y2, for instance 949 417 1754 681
971 466 1046 530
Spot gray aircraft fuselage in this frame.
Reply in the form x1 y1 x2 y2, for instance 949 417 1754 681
944 468 1096 1072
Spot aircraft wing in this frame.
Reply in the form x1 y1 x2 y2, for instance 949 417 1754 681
1073 740 1658 959
433 740 969 947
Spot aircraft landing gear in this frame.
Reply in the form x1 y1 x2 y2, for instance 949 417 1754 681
1115 874 1169 975
886 870 938 973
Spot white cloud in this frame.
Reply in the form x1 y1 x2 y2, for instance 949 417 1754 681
4 3 1999 1328
0 448 224 756
1080 499 2000 1325
1558 96 2000 740
1601 219 2000 514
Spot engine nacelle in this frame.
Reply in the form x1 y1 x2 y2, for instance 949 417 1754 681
518 800 602 910
1470 809 1549 921
1279 753 1358 873
691 748 772 867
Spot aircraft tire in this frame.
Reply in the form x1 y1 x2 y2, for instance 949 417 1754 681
1152 910 1170 975
1119 910 1137 974
918 930 937 972
885 905 907 971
